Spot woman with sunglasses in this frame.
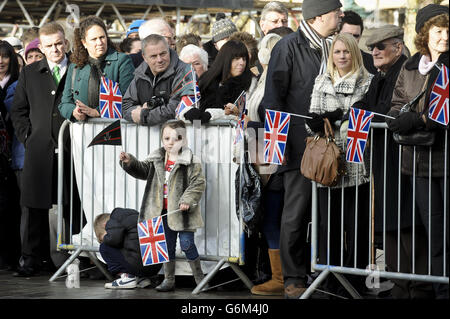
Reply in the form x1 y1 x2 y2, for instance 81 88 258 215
387 4 449 299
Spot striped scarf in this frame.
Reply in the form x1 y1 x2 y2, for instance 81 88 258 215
299 20 333 75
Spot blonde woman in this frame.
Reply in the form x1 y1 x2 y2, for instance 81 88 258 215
305 33 373 297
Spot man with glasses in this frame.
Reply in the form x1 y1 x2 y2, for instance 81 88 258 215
259 1 289 36
339 10 377 74
351 25 412 298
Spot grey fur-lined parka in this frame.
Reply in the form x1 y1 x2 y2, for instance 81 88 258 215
120 146 205 231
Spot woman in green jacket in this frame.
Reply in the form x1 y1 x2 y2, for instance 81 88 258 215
59 16 135 121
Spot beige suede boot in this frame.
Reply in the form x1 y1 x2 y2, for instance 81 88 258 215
250 249 284 296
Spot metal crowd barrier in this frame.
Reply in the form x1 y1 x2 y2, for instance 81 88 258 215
302 122 449 299
49 118 253 295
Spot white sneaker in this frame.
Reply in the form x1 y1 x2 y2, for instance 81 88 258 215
136 277 152 288
104 273 137 289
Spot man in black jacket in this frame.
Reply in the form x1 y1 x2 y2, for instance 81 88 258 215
259 0 344 299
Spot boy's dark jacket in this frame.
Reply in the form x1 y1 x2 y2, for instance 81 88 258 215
103 207 161 276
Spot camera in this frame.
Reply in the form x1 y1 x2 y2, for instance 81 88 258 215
146 96 165 110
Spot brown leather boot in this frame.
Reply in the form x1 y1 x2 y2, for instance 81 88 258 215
251 249 284 296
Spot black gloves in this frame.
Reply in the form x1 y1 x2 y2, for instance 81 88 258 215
184 108 211 124
306 109 343 134
387 112 425 134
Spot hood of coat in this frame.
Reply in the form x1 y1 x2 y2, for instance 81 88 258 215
146 146 196 166
134 48 180 84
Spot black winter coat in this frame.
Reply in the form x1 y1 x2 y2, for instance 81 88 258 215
259 29 321 172
10 58 71 209
352 55 413 232
199 68 252 112
103 208 162 277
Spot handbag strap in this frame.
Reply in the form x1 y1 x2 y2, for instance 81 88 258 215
323 117 334 139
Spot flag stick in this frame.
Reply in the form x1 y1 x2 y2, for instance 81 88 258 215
266 109 312 119
368 111 395 120
160 203 198 217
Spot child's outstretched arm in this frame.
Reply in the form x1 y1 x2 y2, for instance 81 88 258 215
119 151 152 180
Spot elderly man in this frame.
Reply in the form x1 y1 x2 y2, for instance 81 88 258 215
122 34 193 126
339 10 377 74
351 25 432 299
259 0 344 299
259 1 289 36
11 22 77 276
129 18 176 67
179 44 208 77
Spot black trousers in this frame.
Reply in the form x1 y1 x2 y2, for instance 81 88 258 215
21 207 51 269
414 176 449 299
279 170 311 287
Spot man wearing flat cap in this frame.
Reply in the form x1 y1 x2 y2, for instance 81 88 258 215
351 24 412 297
259 0 344 299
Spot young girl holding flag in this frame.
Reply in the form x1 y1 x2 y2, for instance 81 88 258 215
119 120 206 292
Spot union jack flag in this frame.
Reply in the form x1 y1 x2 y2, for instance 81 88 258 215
175 95 196 118
428 64 449 126
346 107 374 163
137 216 169 266
264 109 291 165
99 76 122 119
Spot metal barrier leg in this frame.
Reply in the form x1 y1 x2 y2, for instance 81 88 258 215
332 272 362 299
228 262 254 290
192 258 226 295
49 247 83 282
86 251 114 281
300 269 330 299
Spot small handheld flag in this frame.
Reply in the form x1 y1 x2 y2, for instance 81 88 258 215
138 216 169 266
99 76 122 119
191 65 201 104
87 120 121 147
175 95 196 118
234 91 247 145
346 107 374 163
264 109 291 165
428 64 449 126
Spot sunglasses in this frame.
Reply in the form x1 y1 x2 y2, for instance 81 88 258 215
368 42 397 51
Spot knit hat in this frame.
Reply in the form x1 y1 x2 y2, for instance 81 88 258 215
126 19 145 37
302 0 342 20
415 4 449 33
211 14 238 43
24 38 41 59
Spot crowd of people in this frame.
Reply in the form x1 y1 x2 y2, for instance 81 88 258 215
0 0 448 299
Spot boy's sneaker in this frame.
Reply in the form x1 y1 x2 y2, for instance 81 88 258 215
104 273 136 289
136 277 152 288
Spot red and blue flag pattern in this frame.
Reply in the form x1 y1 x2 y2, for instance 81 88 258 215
99 76 122 119
138 216 169 266
234 91 247 145
175 95 196 118
264 110 291 165
428 64 449 126
346 107 374 163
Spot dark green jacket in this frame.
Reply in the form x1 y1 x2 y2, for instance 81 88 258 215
58 48 135 120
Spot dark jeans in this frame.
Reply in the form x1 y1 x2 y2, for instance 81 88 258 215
162 214 199 261
99 243 134 276
261 190 283 249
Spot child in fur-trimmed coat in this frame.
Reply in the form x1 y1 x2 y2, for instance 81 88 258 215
119 120 206 292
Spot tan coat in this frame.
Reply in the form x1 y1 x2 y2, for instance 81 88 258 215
121 147 205 231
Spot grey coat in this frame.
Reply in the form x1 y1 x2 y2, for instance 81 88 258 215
121 146 205 232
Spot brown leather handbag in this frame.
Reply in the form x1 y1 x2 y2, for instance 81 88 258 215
301 118 344 187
